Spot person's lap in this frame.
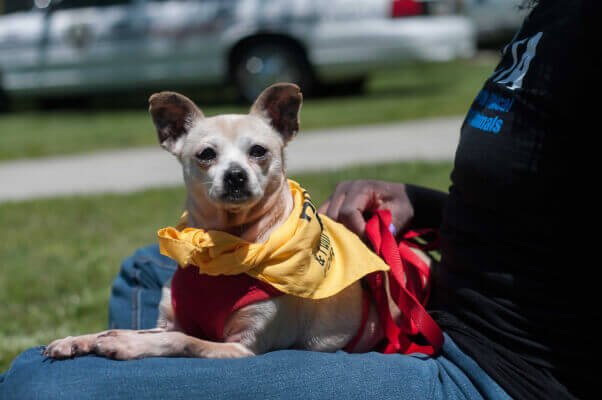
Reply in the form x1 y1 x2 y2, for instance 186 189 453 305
0 245 511 400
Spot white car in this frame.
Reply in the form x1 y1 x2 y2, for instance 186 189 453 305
463 0 528 44
0 0 476 104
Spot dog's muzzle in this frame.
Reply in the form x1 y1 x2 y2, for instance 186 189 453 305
223 167 250 202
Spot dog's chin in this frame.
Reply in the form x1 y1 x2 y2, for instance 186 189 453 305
215 189 260 209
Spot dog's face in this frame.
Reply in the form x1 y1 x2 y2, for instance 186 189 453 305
149 84 302 211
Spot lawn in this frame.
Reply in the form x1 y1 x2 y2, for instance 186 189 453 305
0 58 496 161
0 160 452 373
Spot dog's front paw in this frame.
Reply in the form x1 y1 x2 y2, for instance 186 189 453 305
44 334 97 359
92 330 150 360
201 342 255 359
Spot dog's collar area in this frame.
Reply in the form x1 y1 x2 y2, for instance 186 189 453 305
157 179 390 300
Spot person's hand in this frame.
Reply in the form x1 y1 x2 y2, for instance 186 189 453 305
317 180 414 240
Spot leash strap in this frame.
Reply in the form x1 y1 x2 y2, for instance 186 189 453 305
365 210 444 355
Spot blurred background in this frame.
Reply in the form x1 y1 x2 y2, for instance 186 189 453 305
0 0 526 109
0 0 527 372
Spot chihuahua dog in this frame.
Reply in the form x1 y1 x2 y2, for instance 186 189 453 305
45 83 428 360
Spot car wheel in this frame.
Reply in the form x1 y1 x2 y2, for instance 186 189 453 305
232 42 314 103
316 76 367 97
0 89 10 113
0 72 9 112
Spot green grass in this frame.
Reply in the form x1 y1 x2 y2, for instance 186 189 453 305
0 160 452 372
0 58 496 161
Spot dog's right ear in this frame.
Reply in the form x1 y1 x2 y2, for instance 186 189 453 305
149 92 203 154
250 83 302 145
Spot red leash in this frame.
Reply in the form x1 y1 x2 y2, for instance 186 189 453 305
364 210 444 355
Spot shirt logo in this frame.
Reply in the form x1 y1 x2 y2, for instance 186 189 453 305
491 32 543 91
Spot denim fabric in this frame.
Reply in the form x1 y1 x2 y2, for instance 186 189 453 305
0 244 512 400
108 244 177 330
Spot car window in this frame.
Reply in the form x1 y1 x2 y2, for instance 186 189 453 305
147 0 208 2
0 0 34 15
51 0 131 10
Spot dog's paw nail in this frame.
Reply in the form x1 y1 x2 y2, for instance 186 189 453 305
71 344 79 355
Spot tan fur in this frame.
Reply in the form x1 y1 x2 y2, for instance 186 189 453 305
45 83 430 360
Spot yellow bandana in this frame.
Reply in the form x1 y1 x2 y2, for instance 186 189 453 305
157 180 390 299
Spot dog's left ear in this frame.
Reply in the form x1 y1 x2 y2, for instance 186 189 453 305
250 83 303 144
149 91 204 155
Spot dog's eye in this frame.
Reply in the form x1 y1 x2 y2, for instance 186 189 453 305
196 148 217 162
249 145 267 159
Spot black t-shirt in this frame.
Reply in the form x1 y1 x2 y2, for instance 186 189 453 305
429 1 599 399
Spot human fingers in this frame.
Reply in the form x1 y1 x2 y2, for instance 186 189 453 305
317 195 332 214
318 181 351 218
335 184 376 239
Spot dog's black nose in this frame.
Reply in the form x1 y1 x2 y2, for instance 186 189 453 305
224 167 247 190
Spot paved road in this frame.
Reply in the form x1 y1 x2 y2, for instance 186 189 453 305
0 116 462 202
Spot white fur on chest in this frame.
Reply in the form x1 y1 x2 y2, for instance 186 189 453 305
220 281 367 354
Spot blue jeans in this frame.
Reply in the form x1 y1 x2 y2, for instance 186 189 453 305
0 244 511 400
